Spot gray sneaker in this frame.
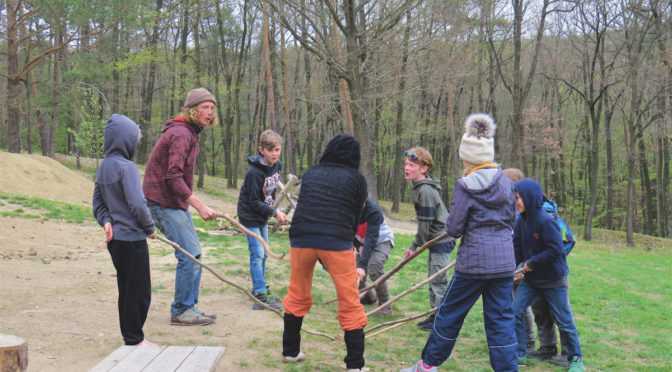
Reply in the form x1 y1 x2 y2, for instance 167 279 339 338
192 306 217 320
374 304 392 316
400 360 438 372
171 307 215 326
253 292 283 310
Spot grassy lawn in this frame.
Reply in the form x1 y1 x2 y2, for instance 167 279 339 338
193 216 672 371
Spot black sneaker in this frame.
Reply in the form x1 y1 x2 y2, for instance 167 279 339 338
417 314 435 329
528 345 558 360
359 289 378 305
253 292 283 310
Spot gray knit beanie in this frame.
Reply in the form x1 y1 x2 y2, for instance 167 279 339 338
184 88 216 109
458 113 496 164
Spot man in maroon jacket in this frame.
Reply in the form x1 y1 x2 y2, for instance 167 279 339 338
143 88 218 326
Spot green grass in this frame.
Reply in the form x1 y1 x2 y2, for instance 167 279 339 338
0 192 93 223
3 167 670 370
165 222 672 371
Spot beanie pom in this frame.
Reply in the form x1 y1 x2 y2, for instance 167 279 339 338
464 113 495 139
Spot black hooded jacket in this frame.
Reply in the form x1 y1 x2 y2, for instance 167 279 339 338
237 153 282 227
289 134 368 250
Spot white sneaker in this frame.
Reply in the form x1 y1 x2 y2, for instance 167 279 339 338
282 351 305 363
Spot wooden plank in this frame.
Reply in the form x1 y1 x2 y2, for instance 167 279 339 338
107 344 163 372
89 345 136 372
141 346 195 372
175 346 225 372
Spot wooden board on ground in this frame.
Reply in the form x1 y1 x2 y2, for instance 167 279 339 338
89 344 225 372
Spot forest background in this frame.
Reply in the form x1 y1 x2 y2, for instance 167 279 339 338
1 0 671 245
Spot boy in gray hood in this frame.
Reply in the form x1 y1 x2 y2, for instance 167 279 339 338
93 113 157 346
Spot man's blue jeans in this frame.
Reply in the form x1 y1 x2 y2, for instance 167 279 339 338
245 224 269 295
147 200 202 317
422 275 518 371
512 280 582 360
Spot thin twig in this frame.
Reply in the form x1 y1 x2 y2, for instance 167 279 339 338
215 212 288 261
365 261 455 317
365 308 438 338
324 232 452 304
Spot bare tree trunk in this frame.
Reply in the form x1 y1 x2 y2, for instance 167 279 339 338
137 0 163 164
6 0 22 153
48 25 64 158
279 3 295 174
263 1 278 131
392 10 411 213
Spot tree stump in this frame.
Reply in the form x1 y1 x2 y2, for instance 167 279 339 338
0 334 28 372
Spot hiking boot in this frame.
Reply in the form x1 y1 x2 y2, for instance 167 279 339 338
193 306 217 320
400 360 438 372
416 314 435 328
550 354 571 367
568 356 586 372
528 345 557 360
252 292 283 310
282 351 305 363
374 304 392 316
359 288 377 305
171 307 215 326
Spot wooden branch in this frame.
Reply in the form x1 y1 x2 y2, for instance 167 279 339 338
274 174 298 209
365 308 437 339
156 236 334 341
325 232 452 305
215 212 288 261
365 261 455 317
365 307 436 333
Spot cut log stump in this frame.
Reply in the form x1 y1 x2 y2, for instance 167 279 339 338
0 334 28 372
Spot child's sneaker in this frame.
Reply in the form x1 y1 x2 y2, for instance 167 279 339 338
267 287 282 303
374 304 392 315
518 356 527 366
282 351 305 363
528 345 557 360
252 292 283 310
568 356 585 372
347 368 370 372
400 360 438 372
550 354 570 367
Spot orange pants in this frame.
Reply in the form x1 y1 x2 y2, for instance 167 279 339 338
282 247 368 331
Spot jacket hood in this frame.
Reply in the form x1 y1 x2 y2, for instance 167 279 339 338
319 134 360 169
104 114 139 160
461 169 512 208
161 116 197 134
247 152 281 173
413 174 442 192
515 178 544 225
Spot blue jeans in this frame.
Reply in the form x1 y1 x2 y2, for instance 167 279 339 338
147 200 203 317
512 280 582 360
245 224 269 295
422 275 518 372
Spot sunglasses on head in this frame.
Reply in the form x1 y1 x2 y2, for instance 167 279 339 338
404 150 418 160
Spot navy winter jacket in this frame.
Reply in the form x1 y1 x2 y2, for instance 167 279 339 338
513 179 568 282
237 153 282 227
92 114 155 241
289 134 368 250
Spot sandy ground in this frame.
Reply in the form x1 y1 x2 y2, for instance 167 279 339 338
0 152 417 371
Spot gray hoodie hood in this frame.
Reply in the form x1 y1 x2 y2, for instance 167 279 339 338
104 114 139 160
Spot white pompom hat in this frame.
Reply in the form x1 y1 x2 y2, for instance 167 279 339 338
458 113 496 165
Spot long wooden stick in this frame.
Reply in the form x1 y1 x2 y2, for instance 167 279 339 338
215 212 288 261
366 261 455 317
156 236 335 341
365 307 437 333
324 232 452 304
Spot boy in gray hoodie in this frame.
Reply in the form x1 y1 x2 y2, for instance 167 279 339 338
93 114 157 346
